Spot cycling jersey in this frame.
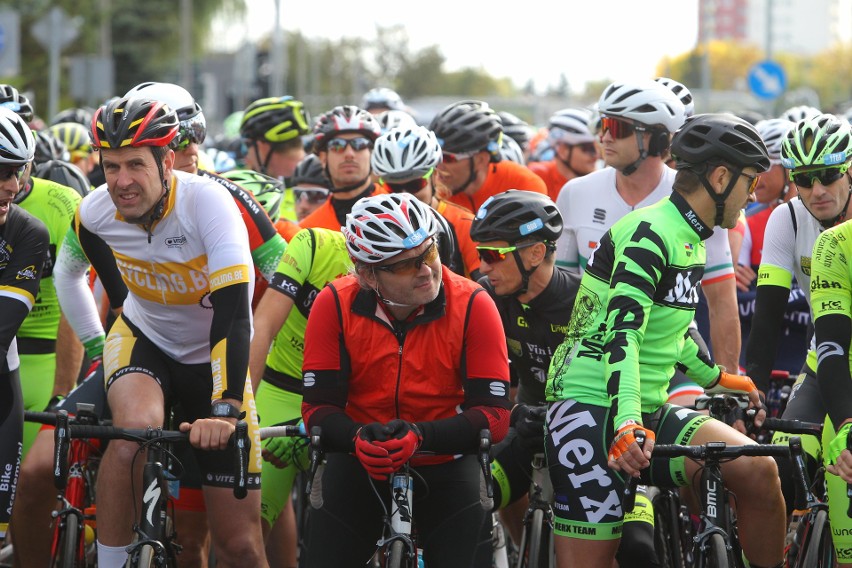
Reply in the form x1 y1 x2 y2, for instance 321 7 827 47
479 266 581 405
301 265 512 462
555 166 734 285
447 161 547 214
299 183 387 230
435 199 480 279
527 159 568 202
740 204 775 267
264 228 351 387
547 193 721 430
59 171 253 401
0 204 48 537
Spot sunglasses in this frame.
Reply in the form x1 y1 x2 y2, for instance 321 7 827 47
790 163 850 189
170 113 207 151
575 142 597 156
442 150 477 164
293 187 329 204
600 116 645 140
0 163 28 181
383 168 434 194
327 137 373 153
476 242 537 264
375 240 439 275
739 171 760 195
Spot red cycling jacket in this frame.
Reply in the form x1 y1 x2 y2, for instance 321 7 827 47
301 266 511 464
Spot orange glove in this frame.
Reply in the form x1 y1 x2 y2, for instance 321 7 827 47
608 420 656 463
705 369 757 395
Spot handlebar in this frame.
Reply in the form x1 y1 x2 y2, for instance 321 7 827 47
621 432 645 513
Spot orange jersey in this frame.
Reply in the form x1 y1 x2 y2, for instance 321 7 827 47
275 218 301 242
299 183 388 231
435 199 480 278
528 160 568 202
447 161 546 213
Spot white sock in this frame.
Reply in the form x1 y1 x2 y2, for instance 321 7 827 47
97 541 129 568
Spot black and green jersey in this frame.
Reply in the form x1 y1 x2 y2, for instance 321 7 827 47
16 177 81 340
546 192 721 429
265 228 351 381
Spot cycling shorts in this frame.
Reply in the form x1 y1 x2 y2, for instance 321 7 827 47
545 399 708 540
103 314 262 490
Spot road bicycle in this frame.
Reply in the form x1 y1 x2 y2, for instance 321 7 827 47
513 451 553 568
51 410 252 568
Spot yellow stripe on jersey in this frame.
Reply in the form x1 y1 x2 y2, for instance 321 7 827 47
756 263 794 289
0 286 36 309
209 265 250 293
113 250 210 304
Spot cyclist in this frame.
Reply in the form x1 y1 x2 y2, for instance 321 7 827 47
470 189 580 541
48 121 98 180
0 106 48 541
372 124 481 279
360 86 407 115
0 85 34 125
299 192 511 566
240 96 310 181
61 96 266 568
528 108 599 201
753 114 852 559
32 129 69 165
376 108 418 134
34 159 91 198
555 80 742 377
299 105 386 230
290 154 330 222
429 99 547 213
545 113 783 568
497 110 534 160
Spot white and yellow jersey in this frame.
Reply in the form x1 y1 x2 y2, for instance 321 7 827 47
71 170 253 364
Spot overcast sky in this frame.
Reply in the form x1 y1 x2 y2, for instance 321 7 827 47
236 0 701 92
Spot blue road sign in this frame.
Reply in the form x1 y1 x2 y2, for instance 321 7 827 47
748 60 787 100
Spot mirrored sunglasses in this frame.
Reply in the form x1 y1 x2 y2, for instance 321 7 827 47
375 240 439 275
327 137 373 153
790 163 850 189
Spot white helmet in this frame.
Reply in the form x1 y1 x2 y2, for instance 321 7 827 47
0 107 34 165
548 108 596 145
780 105 821 123
598 80 686 133
361 87 405 112
371 125 442 182
654 77 695 118
755 118 795 161
377 109 418 133
125 82 203 123
500 134 526 164
343 193 439 264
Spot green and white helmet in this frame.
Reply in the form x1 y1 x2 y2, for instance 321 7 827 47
221 169 285 222
780 113 852 169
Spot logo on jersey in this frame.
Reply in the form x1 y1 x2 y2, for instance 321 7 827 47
811 276 841 291
593 208 606 224
817 341 844 366
684 243 694 257
16 264 38 280
165 234 187 248
662 271 700 307
800 256 811 276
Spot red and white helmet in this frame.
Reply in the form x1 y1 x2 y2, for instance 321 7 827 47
342 193 439 264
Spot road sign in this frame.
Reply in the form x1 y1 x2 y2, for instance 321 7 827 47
0 10 20 76
31 7 81 51
748 60 787 100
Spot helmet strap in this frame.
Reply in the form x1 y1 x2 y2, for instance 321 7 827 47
253 142 273 176
508 247 539 298
621 130 648 176
450 157 478 196
557 146 582 178
698 167 738 227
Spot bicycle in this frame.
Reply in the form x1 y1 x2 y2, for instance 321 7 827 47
513 451 553 568
23 406 103 568
625 435 797 568
306 427 494 568
51 409 252 568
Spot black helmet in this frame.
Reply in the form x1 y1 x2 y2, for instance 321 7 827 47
471 190 563 243
92 96 179 149
497 111 533 150
292 155 329 188
50 107 95 127
34 160 90 198
0 85 34 123
429 100 502 158
33 130 70 165
671 113 770 173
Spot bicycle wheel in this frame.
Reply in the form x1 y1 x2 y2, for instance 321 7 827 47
802 510 834 568
527 508 551 568
53 514 80 568
652 490 686 568
387 540 409 568
705 534 730 568
125 544 156 568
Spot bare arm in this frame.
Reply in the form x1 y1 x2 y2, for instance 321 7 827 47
249 288 295 393
52 314 84 397
702 277 742 372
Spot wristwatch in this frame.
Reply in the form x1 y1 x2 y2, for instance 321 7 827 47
210 401 244 420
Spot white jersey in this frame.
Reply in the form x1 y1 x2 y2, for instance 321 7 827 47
55 170 253 364
555 165 733 284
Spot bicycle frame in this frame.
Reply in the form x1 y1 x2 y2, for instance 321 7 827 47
515 452 554 568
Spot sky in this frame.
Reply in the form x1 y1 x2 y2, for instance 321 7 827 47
238 0 701 93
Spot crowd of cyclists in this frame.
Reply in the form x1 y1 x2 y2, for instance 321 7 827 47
1 74 852 567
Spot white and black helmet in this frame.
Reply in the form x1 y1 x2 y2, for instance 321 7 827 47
654 77 695 118
548 108 596 145
372 125 442 182
779 105 821 124
376 109 418 134
343 193 439 264
598 80 686 133
361 87 405 112
0 106 35 165
755 118 795 162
